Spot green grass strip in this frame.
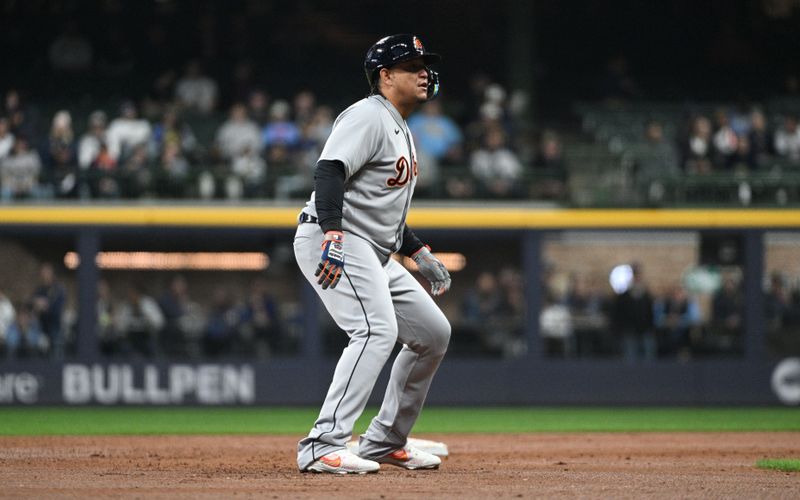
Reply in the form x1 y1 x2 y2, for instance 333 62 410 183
1 407 799 436
756 459 800 472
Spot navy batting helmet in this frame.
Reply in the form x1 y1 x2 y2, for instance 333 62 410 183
364 34 441 99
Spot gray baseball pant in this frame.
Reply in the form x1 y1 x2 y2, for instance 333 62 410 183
294 223 450 470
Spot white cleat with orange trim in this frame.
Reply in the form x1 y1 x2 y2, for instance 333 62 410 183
375 444 441 470
304 449 380 475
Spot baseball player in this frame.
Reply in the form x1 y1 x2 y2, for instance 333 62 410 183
294 34 451 474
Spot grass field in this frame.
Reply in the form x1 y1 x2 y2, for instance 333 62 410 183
1 407 799 435
756 458 800 472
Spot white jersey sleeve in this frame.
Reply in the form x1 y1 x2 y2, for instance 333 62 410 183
319 101 383 179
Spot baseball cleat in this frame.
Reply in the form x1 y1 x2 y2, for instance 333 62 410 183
375 444 441 470
304 450 380 475
347 437 449 458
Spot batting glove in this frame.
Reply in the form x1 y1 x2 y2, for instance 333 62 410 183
412 245 451 296
315 231 345 289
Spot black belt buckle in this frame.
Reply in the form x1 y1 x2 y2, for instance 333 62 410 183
299 213 318 224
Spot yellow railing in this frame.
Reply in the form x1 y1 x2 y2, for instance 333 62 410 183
1 205 800 229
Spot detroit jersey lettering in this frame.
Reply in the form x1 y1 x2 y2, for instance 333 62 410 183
302 94 418 256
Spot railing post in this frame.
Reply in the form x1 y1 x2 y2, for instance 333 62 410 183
76 228 100 359
523 230 543 359
742 229 766 361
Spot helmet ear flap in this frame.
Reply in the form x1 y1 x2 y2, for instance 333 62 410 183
426 69 440 100
367 68 380 95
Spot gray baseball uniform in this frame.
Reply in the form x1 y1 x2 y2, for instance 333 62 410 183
295 94 451 470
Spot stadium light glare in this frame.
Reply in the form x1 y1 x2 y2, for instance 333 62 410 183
63 252 269 271
609 264 633 294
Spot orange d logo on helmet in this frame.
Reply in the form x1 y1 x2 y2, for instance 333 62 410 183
414 37 424 53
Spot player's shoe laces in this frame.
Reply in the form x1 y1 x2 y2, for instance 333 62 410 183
304 449 380 475
375 444 441 470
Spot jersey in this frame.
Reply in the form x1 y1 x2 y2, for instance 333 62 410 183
302 95 418 256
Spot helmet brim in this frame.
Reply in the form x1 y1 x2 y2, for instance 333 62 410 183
389 52 441 69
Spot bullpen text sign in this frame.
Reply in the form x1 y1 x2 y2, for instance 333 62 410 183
0 372 40 404
63 364 255 405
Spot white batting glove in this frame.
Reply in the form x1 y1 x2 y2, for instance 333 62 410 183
412 245 451 296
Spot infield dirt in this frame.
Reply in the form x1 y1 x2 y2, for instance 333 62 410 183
1 433 798 498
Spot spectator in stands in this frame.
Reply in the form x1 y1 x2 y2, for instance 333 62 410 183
3 89 37 140
0 117 14 162
497 267 527 358
654 284 701 359
303 106 334 152
531 130 569 200
1 136 43 201
149 107 198 162
712 272 743 344
729 134 752 172
228 145 266 199
239 277 282 357
48 20 93 74
78 111 108 170
5 303 49 359
460 271 504 355
611 263 656 362
30 263 65 359
764 271 792 334
78 110 116 198
470 126 524 198
682 115 713 174
106 101 152 162
408 99 464 166
275 105 333 200
143 69 178 120
540 290 574 357
89 147 120 199
118 144 152 198
115 283 164 358
203 287 240 357
728 102 753 137
747 108 772 169
262 99 301 163
712 109 739 168
244 89 269 127
45 110 79 198
215 103 261 161
630 120 680 202
155 141 191 198
158 275 204 357
0 290 15 358
465 98 504 154
565 273 609 356
774 115 800 164
175 59 218 114
293 90 317 129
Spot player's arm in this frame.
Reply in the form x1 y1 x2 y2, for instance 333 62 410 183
313 159 345 289
400 225 451 297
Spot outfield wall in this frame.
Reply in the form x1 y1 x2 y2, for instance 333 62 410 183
0 204 798 406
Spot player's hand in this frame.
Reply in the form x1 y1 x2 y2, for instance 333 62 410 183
412 245 451 296
315 231 345 289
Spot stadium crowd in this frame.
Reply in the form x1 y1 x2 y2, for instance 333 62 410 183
0 73 562 202
2 75 800 205
0 267 293 361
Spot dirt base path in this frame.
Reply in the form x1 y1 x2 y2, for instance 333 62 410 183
1 433 798 499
